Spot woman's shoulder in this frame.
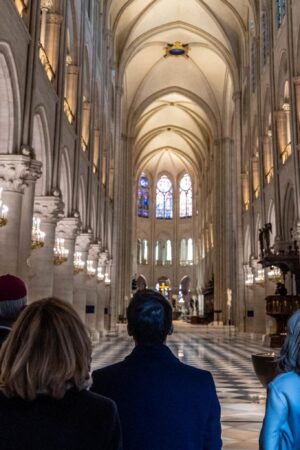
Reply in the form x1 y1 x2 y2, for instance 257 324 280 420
66 389 118 413
271 371 300 390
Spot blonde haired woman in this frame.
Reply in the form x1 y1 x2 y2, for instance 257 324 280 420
0 297 122 450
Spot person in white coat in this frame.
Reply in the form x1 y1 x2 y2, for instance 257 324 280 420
260 309 300 450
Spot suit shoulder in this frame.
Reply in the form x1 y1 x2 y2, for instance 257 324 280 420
93 361 126 378
178 363 215 383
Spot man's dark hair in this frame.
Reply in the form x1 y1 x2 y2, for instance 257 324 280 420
127 289 172 345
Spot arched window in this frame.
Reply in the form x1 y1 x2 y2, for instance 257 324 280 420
137 173 150 218
155 241 161 265
187 239 193 263
142 239 148 264
137 239 142 265
179 174 192 218
180 239 187 265
165 240 172 264
156 175 173 219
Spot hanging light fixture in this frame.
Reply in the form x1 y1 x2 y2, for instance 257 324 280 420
267 266 282 281
104 263 111 285
255 268 265 284
87 260 96 278
245 266 254 286
31 217 46 249
73 251 85 274
53 238 69 265
0 188 8 227
97 265 105 281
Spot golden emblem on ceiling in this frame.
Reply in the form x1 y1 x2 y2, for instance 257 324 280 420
164 41 190 58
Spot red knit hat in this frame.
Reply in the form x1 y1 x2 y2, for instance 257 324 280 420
0 274 27 302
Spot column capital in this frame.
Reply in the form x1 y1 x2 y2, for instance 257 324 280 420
75 233 93 253
34 196 64 222
56 217 80 239
47 13 63 25
41 0 53 10
67 64 80 75
88 243 100 261
99 250 108 264
232 91 241 102
213 137 233 147
276 109 287 120
0 155 42 193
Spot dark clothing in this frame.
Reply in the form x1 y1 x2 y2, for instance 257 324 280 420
0 389 122 450
0 325 11 348
92 344 222 450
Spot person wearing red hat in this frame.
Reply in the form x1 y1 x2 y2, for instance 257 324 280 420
0 274 27 347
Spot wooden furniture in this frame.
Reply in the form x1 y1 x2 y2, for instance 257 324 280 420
266 295 300 347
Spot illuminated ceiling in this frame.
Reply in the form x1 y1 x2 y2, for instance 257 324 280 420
107 0 254 177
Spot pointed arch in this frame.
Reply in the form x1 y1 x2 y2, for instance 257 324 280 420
32 107 51 196
59 148 72 216
283 184 295 241
78 176 87 225
0 42 21 154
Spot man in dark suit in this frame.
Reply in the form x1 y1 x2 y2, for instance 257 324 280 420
91 289 222 450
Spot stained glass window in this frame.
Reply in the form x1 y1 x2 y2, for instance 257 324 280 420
261 9 269 65
179 174 192 218
276 0 286 27
156 175 173 219
137 173 150 218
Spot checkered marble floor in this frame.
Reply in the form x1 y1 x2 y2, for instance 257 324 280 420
92 322 270 449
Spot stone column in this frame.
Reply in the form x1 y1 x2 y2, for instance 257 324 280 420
45 13 63 75
73 233 92 323
263 134 273 183
0 155 40 276
28 195 64 302
40 0 53 48
65 64 79 120
18 159 42 285
86 243 100 342
105 259 115 335
294 76 300 125
96 250 107 336
93 129 100 170
53 216 80 303
276 110 287 161
81 101 91 150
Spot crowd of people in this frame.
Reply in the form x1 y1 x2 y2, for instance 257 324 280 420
0 273 298 449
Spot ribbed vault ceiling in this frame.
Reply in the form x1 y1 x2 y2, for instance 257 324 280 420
108 0 254 178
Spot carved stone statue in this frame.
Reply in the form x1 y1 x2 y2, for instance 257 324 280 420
263 223 272 252
259 228 264 255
